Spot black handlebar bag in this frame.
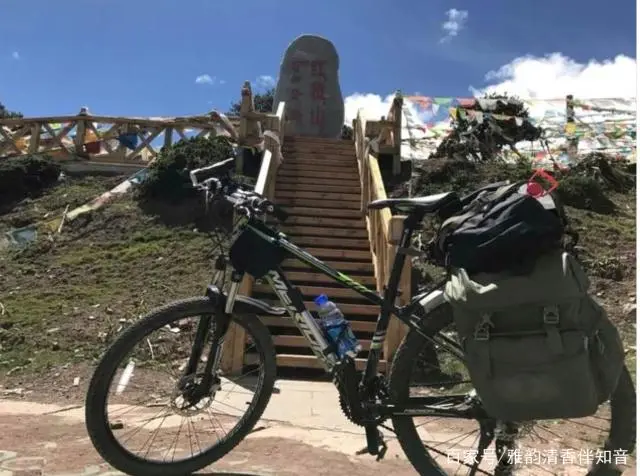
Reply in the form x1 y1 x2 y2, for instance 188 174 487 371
229 221 287 279
434 182 565 274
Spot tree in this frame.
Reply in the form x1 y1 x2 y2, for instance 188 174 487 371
432 93 542 161
228 88 275 115
341 124 353 141
0 101 23 119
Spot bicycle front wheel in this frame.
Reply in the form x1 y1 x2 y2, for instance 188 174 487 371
85 297 276 476
389 304 636 475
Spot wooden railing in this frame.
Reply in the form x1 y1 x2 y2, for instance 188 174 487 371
358 91 404 175
220 84 287 375
0 80 285 375
0 109 239 163
354 98 410 364
0 81 281 165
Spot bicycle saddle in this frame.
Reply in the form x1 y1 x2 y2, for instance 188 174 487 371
368 192 458 213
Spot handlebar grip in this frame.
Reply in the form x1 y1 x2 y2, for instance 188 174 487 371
271 203 288 222
189 157 235 186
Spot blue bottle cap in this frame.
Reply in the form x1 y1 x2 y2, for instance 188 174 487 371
314 294 329 306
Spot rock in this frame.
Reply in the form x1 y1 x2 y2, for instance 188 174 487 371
2 387 24 396
622 303 636 316
6 366 23 376
273 34 344 138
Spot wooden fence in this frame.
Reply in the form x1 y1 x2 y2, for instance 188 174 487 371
354 94 410 365
0 81 283 165
220 82 286 375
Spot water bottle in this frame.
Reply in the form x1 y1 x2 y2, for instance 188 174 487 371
314 294 362 359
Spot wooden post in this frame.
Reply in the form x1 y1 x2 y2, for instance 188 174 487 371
28 123 41 154
384 215 411 364
392 91 403 176
237 81 263 174
566 94 578 161
74 107 89 156
220 276 251 375
163 127 173 150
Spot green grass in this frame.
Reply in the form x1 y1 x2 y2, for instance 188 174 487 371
0 171 636 386
0 175 218 375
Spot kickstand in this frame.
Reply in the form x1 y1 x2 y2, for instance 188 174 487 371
357 427 388 461
468 420 495 476
375 430 388 462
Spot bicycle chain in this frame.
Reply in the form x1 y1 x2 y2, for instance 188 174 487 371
333 361 389 427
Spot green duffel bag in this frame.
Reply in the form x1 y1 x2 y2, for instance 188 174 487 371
444 250 625 422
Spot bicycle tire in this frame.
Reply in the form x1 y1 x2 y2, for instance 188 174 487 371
388 303 636 475
85 297 277 476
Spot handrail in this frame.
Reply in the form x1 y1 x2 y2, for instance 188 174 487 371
0 80 284 164
222 92 286 375
354 100 410 365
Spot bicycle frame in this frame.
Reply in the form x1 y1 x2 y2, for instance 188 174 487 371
224 210 464 388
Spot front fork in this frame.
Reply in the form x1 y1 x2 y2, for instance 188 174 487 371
180 261 243 399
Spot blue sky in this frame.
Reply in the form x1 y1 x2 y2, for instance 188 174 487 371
0 0 636 120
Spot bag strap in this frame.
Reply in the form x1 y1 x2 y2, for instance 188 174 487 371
543 305 564 355
473 314 494 377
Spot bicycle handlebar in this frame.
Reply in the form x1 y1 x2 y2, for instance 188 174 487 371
191 158 288 223
189 157 236 187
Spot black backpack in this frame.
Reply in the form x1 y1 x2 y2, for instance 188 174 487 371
433 181 566 274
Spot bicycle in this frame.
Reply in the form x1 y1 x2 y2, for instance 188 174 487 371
85 157 636 475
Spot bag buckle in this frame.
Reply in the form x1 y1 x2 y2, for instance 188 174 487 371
474 314 493 341
543 306 560 325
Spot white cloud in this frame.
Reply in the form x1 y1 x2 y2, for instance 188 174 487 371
476 53 636 100
344 93 440 126
11 51 19 60
255 75 276 89
440 9 468 43
195 74 214 85
471 53 637 119
344 53 637 161
472 53 637 160
344 93 396 125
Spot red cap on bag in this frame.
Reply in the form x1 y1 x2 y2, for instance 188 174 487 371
526 181 545 197
526 168 559 198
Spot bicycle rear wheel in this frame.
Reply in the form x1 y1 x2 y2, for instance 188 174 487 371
85 297 276 476
389 304 636 475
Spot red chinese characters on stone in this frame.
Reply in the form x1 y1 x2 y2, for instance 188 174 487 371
310 106 325 127
310 60 326 79
291 60 308 83
291 88 303 101
310 82 325 102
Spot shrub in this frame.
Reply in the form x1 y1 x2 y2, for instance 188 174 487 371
137 136 234 202
0 155 61 204
557 174 614 214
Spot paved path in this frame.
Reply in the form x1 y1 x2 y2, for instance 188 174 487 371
1 379 635 475
0 379 420 475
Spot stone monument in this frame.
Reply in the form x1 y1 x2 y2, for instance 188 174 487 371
273 35 345 138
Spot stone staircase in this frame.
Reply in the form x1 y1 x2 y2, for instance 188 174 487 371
250 136 386 372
